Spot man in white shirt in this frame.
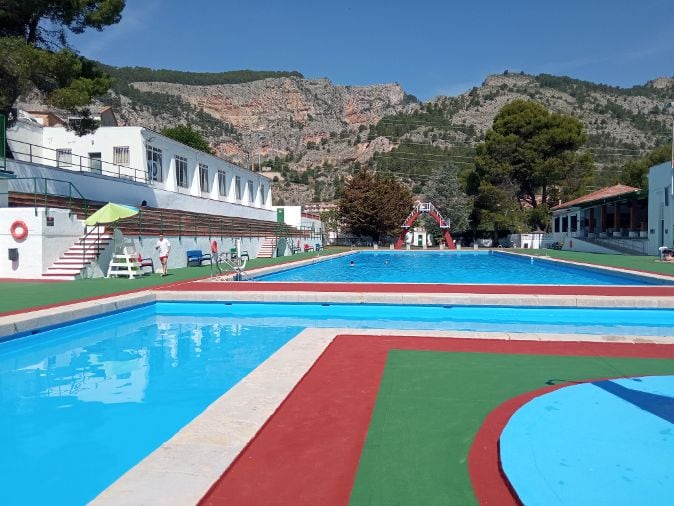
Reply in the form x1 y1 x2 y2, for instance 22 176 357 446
155 233 171 276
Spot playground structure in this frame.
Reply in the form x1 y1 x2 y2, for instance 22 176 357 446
394 202 455 249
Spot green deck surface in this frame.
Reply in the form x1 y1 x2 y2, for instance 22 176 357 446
0 249 345 314
349 349 674 506
515 248 674 276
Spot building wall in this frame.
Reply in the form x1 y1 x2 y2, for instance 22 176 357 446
648 161 674 255
273 206 302 228
0 208 83 278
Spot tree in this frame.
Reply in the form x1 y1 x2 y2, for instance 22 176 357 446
339 167 413 243
0 0 125 134
620 143 672 189
471 100 593 231
422 162 472 233
161 125 214 154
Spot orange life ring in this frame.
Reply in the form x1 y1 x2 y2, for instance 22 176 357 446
211 240 218 254
10 220 28 240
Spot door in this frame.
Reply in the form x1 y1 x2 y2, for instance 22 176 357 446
89 152 102 174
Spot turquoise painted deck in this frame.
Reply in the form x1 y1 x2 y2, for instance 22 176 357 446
500 376 674 505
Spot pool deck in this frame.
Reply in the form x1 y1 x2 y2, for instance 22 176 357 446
2 250 674 504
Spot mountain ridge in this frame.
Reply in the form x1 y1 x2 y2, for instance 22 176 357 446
99 67 673 204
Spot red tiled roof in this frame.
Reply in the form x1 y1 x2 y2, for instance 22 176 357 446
551 184 641 211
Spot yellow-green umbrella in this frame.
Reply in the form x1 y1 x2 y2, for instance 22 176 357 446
85 203 139 226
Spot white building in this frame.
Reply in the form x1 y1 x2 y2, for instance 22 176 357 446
648 160 674 255
7 120 272 214
1 116 290 279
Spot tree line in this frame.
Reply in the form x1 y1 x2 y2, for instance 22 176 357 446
336 99 672 243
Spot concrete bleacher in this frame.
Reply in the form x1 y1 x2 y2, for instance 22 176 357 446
8 192 309 240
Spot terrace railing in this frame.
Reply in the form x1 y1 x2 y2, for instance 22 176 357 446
5 177 93 216
7 137 148 184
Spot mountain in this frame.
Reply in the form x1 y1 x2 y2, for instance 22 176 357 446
100 67 674 205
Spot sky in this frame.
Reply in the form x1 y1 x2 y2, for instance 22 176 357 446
71 0 674 101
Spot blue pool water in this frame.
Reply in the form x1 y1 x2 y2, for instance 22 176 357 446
2 301 674 504
256 251 669 285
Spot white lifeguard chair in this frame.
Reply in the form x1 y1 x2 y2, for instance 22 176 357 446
107 237 141 279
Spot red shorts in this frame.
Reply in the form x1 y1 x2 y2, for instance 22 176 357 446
160 256 168 262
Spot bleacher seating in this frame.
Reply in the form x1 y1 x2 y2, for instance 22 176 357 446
8 192 311 240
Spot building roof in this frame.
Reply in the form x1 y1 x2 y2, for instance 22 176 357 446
551 184 642 211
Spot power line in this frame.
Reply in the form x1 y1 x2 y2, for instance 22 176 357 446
373 154 474 165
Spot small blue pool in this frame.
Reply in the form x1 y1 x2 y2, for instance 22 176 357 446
255 251 670 285
2 301 674 504
500 376 674 505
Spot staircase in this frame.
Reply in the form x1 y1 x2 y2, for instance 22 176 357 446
43 227 112 280
257 237 277 258
581 236 649 256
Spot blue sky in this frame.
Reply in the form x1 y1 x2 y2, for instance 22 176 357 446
71 0 674 101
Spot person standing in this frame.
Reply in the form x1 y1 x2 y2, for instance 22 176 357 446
155 233 171 276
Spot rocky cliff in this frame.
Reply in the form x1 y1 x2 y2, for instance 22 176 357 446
108 70 674 204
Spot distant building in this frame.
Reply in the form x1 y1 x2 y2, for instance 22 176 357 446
648 160 674 254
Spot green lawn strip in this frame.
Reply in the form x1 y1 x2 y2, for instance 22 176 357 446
0 248 349 314
349 349 674 506
513 248 674 276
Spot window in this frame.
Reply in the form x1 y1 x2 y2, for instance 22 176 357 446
199 164 209 192
554 217 560 233
175 155 188 188
56 149 72 167
235 176 242 200
260 185 266 205
89 152 102 174
146 146 163 182
247 180 254 203
217 170 227 196
113 146 130 165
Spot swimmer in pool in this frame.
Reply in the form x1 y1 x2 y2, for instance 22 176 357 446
349 260 355 267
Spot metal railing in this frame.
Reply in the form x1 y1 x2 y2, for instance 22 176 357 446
7 137 149 183
4 177 92 216
80 225 105 272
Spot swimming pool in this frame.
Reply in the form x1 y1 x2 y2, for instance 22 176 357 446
256 251 670 285
3 301 674 504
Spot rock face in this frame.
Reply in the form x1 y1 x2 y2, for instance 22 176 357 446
129 77 414 164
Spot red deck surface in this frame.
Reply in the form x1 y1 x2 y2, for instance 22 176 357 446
200 336 674 506
166 280 674 297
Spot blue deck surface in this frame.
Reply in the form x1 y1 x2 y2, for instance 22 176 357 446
500 376 674 505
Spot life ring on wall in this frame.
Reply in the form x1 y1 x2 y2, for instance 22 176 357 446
10 220 28 240
211 240 218 254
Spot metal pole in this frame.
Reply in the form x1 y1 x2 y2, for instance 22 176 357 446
0 114 5 171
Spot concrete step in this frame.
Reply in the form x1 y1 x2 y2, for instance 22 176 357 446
53 259 91 266
41 274 78 280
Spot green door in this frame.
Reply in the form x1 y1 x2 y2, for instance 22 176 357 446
276 208 285 223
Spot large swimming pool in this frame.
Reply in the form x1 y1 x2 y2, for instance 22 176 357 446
256 251 670 285
3 301 674 504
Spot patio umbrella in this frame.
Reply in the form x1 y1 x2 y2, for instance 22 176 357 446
85 203 139 226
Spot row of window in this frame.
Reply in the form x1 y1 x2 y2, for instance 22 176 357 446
56 146 130 168
56 145 267 205
146 146 266 204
